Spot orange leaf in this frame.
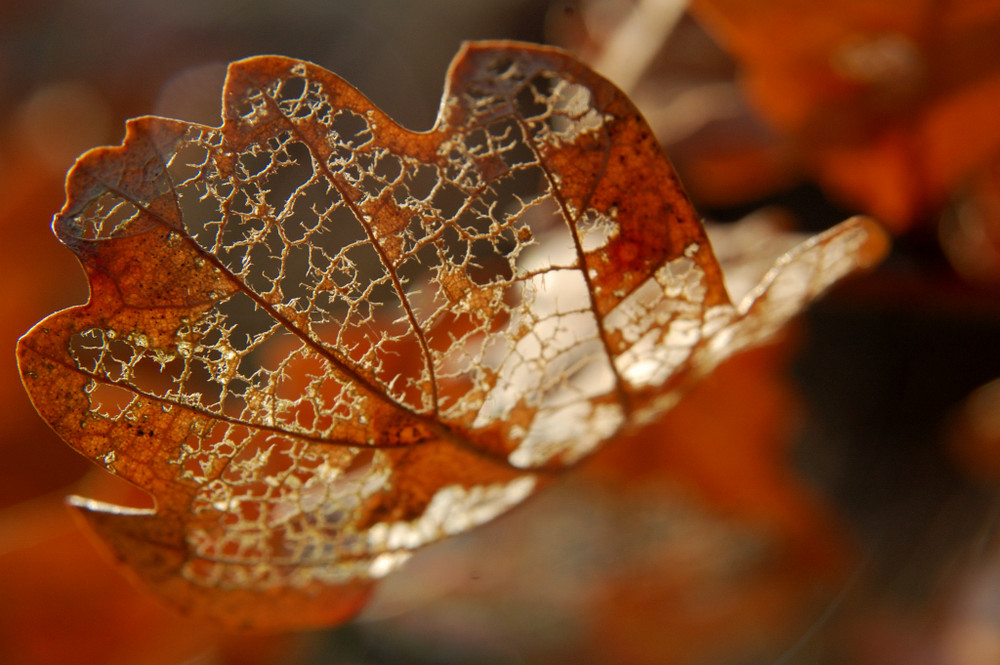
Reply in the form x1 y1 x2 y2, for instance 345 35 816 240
690 0 1000 228
17 41 887 629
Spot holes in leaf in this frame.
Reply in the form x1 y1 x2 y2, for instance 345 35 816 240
278 243 314 303
88 382 136 421
401 163 438 203
428 181 467 222
490 118 534 169
372 152 403 185
238 148 271 179
242 234 284 295
178 183 223 242
169 139 212 191
330 110 372 147
514 75 553 120
281 178 334 244
264 141 314 212
278 76 306 99
467 237 515 286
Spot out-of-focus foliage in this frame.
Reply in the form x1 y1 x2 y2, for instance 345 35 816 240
689 0 1000 232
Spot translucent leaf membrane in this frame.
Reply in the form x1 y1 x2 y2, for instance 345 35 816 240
17 41 888 629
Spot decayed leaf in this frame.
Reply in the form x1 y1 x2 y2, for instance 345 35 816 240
357 338 851 665
17 41 887 629
0 476 294 665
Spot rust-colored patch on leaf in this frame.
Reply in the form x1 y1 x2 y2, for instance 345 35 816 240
17 41 887 629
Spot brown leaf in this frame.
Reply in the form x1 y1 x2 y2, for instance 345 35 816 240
947 377 1000 484
940 158 1000 287
689 0 1000 229
0 475 296 665
17 41 887 629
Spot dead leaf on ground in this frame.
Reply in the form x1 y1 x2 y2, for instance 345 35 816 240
17 40 887 629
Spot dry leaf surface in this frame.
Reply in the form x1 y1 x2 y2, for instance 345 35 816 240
17 41 887 629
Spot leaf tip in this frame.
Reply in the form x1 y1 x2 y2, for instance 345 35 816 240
66 494 154 517
845 215 892 270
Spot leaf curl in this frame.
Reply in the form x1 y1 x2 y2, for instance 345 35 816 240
17 41 888 629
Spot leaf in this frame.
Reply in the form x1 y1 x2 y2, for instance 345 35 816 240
948 377 1000 484
0 476 292 665
17 41 888 629
689 0 1000 228
360 337 851 665
940 159 1000 286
